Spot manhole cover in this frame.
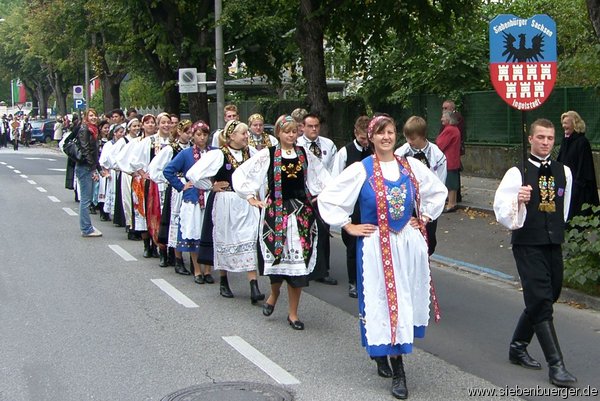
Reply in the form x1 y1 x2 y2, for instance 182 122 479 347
160 381 293 401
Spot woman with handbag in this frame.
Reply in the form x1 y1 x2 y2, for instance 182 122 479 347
76 109 102 237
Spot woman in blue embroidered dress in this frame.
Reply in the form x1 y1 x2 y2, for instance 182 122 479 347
163 120 214 283
232 115 330 330
318 115 447 399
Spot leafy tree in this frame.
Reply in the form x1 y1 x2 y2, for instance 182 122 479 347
85 1 132 113
23 0 86 117
122 0 214 121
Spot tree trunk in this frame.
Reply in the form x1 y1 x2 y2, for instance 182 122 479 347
296 0 332 138
50 72 68 118
34 84 50 119
163 82 181 115
188 92 209 122
101 73 127 113
587 0 600 39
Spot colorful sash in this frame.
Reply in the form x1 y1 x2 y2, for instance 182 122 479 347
372 155 441 344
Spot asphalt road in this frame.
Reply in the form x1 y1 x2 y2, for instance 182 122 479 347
1 147 598 401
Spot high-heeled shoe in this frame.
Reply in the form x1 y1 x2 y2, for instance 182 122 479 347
287 316 304 330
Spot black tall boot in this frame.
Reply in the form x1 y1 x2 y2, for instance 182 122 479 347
159 248 169 267
174 258 190 275
371 356 393 378
390 356 408 399
168 247 176 266
249 279 265 304
509 312 542 369
143 238 152 258
220 275 234 298
534 320 577 388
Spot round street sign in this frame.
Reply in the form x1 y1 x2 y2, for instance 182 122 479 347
489 14 557 111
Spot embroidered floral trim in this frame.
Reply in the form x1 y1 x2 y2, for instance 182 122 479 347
271 146 310 259
372 154 400 345
386 185 407 220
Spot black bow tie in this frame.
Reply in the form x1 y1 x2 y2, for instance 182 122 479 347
529 154 552 179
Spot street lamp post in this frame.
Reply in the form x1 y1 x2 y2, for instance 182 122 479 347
215 0 225 130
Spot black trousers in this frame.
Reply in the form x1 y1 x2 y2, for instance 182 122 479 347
512 244 564 324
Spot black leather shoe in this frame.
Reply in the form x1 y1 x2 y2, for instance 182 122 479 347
219 276 234 298
203 274 214 284
509 341 542 369
372 356 393 378
349 283 358 298
390 356 408 399
250 279 265 304
194 275 205 284
263 303 275 316
287 316 304 330
316 276 338 285
159 250 169 267
89 206 97 215
174 259 191 275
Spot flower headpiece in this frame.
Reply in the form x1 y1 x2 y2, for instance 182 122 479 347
278 115 294 129
367 115 389 138
192 120 210 133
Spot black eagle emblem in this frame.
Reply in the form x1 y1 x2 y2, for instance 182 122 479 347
502 32 545 62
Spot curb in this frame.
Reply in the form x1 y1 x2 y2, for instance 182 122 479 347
432 254 600 312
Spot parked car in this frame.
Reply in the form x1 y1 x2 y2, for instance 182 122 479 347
30 120 57 143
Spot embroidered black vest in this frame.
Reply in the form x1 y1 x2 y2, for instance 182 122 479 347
267 147 307 200
512 160 567 245
344 142 372 168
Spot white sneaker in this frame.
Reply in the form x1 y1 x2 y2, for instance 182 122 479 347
82 228 103 237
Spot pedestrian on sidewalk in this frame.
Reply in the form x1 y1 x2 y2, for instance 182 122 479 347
76 109 102 237
493 118 577 388
556 111 599 219
436 111 461 213
319 114 447 399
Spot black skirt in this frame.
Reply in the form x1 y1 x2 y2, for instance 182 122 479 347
197 191 215 266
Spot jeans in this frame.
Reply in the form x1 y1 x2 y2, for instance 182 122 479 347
76 163 94 234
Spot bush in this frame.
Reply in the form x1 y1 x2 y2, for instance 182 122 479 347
563 204 600 287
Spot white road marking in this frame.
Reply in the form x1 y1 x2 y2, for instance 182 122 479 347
36 187 47 193
222 336 301 385
27 180 37 185
108 245 137 262
151 279 198 308
7 165 14 169
48 196 60 203
25 157 56 161
13 169 21 173
20 174 28 178
0 161 6 165
62 207 78 216
48 168 66 172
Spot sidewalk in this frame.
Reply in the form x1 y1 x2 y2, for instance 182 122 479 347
435 174 600 311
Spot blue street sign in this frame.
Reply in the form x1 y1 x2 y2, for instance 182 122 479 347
74 99 86 110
